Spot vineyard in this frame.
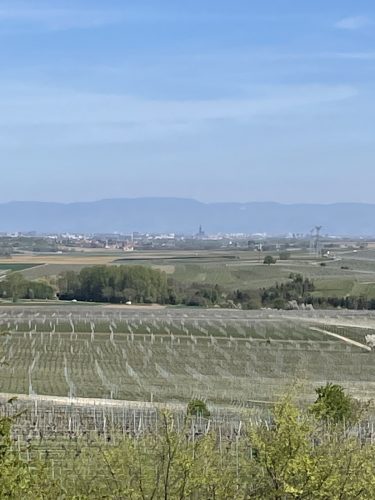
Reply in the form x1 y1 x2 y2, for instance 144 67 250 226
1 396 246 459
1 306 375 405
3 393 375 499
1 306 375 497
2 395 374 465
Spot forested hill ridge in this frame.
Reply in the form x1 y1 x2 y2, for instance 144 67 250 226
1 198 375 235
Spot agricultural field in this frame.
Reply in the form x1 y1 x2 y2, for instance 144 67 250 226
1 246 374 300
1 305 375 407
0 251 121 280
0 241 374 303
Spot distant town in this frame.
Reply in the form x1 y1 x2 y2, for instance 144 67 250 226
0 225 371 258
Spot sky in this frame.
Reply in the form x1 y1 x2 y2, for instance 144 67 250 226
1 0 375 204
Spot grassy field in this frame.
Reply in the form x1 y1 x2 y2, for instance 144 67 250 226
1 306 375 405
114 250 375 297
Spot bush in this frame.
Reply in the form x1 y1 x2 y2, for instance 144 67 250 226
187 399 210 418
310 383 360 424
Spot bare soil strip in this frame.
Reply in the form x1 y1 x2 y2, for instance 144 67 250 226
0 392 185 410
0 392 275 410
309 327 371 351
279 314 375 331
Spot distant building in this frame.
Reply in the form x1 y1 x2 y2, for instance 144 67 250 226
196 225 206 239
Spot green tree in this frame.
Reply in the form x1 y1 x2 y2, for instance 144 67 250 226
58 265 169 304
263 255 277 265
5 273 26 302
0 274 54 301
102 285 114 302
187 399 210 418
249 395 375 499
310 383 360 424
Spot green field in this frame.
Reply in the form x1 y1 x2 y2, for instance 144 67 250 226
113 249 375 297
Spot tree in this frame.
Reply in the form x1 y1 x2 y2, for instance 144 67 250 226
263 255 276 265
5 273 25 302
310 383 360 424
272 298 286 309
249 395 375 499
0 274 54 301
102 286 114 302
279 251 290 260
58 265 169 304
187 399 210 418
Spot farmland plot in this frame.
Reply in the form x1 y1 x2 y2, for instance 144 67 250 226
0 306 375 405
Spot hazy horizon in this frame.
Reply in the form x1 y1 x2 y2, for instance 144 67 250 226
2 0 374 204
3 197 375 207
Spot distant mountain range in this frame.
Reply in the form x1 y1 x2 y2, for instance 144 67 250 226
0 198 374 236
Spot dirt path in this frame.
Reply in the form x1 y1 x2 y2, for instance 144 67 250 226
309 327 371 351
0 392 276 411
280 314 375 331
0 392 186 411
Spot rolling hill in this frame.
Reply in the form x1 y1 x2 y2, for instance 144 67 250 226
0 198 374 235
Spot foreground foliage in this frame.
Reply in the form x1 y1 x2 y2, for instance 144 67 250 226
2 392 375 498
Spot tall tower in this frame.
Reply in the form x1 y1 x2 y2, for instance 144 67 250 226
315 225 322 257
309 226 322 256
197 225 205 238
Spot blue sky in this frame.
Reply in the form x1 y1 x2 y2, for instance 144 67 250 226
1 0 374 203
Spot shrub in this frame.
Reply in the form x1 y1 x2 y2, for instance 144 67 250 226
187 399 210 418
310 383 360 424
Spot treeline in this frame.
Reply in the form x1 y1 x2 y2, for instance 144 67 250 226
58 266 253 307
1 388 375 498
176 273 316 310
235 273 375 310
58 266 169 303
0 273 54 301
305 295 375 310
56 266 375 310
260 272 315 308
259 273 375 310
